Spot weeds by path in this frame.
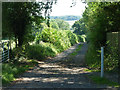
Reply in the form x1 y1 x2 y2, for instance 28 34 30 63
2 59 38 86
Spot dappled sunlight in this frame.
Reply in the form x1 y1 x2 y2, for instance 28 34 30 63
6 43 112 88
16 77 68 83
42 77 68 83
10 58 94 88
37 61 45 64
31 62 91 75
39 64 62 68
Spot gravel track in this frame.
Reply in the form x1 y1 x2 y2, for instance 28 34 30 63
3 43 115 89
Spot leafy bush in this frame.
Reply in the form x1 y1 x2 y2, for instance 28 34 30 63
2 60 38 85
77 35 84 42
25 43 56 60
41 28 78 52
104 41 119 71
50 19 70 30
65 30 79 45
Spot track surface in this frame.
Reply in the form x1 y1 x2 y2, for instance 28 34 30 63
4 43 113 89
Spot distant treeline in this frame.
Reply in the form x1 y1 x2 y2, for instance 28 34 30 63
50 15 81 21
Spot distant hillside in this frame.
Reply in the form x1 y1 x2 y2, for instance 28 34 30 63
50 15 81 21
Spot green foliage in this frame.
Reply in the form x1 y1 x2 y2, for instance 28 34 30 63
41 28 74 51
104 33 119 71
2 1 56 47
70 44 83 56
66 30 79 45
27 28 79 60
89 75 120 87
2 2 39 47
84 68 100 72
72 18 87 35
83 2 120 71
77 35 86 42
2 60 38 85
85 44 101 70
25 43 56 60
50 19 70 30
50 20 59 30
34 23 49 44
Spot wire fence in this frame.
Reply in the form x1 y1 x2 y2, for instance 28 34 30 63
0 41 9 63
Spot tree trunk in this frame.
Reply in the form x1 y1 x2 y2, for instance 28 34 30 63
15 37 18 48
18 36 23 47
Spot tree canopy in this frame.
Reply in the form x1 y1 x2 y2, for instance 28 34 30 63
83 2 120 47
72 18 86 35
2 1 56 47
50 19 70 30
83 2 120 70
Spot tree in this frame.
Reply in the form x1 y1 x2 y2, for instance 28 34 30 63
82 2 120 70
50 19 70 30
83 2 120 47
50 19 59 29
72 18 86 35
2 1 56 47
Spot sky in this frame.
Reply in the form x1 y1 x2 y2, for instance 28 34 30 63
50 0 87 16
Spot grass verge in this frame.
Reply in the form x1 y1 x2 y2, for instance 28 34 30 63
84 68 100 72
61 44 83 64
70 44 83 56
2 59 38 86
88 75 120 88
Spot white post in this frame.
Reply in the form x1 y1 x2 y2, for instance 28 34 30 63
101 47 104 78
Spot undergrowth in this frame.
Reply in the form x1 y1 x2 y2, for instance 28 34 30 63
70 44 83 56
89 75 120 88
2 59 38 85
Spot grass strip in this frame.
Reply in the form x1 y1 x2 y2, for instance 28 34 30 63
89 75 120 88
70 44 83 56
84 68 100 72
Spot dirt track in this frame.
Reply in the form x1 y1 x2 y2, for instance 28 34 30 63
3 43 114 89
